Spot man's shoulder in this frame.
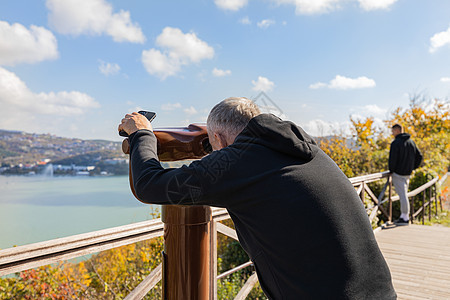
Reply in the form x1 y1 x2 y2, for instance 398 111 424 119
391 138 401 147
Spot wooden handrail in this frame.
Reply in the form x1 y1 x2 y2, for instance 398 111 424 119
439 172 448 185
378 176 439 205
0 218 165 277
124 264 162 300
217 261 253 280
233 273 259 300
349 171 390 185
0 173 444 298
217 222 239 241
0 207 229 277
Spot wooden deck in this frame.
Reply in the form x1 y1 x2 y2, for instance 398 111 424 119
375 224 450 300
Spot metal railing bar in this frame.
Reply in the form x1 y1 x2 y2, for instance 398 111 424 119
217 261 253 280
233 272 259 300
124 264 162 300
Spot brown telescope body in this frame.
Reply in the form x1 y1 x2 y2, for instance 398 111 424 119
121 123 211 161
122 125 214 299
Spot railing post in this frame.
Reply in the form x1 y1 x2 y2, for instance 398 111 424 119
388 175 393 223
433 185 438 217
162 205 213 300
210 220 217 300
429 186 432 222
360 182 365 204
410 196 414 224
422 191 425 225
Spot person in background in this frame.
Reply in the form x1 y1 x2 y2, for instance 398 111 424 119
389 124 423 226
119 97 397 299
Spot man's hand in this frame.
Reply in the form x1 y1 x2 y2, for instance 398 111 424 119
118 112 153 136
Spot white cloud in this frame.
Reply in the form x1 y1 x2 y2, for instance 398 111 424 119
46 0 145 43
272 0 397 15
357 0 398 11
273 0 341 15
362 104 387 116
161 102 182 111
240 17 251 25
309 82 328 89
310 75 376 90
156 27 214 63
252 76 275 92
142 27 214 79
98 60 120 76
330 75 376 89
0 67 99 133
214 0 248 11
212 68 231 77
430 26 450 53
142 49 180 79
257 19 276 29
0 67 99 115
0 21 58 66
184 106 198 115
440 77 450 82
302 119 352 137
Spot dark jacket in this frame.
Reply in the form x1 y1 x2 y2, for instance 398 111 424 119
129 114 396 299
389 133 422 176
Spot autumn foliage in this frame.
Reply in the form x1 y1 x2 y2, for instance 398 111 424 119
319 97 449 178
1 97 448 299
0 238 164 299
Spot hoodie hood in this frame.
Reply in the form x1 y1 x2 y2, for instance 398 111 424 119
396 133 411 141
235 114 319 161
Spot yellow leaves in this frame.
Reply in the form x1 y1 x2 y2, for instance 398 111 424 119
140 250 150 263
350 116 378 150
0 237 165 299
321 95 449 178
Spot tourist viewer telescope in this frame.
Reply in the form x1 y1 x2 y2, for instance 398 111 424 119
120 111 214 299
121 123 212 160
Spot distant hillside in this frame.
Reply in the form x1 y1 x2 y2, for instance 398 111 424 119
0 129 124 167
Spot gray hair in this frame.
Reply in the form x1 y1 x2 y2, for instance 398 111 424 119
207 97 261 138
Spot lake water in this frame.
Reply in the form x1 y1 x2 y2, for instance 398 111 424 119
0 175 159 249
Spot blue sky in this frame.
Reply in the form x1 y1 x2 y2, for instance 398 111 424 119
1 0 450 141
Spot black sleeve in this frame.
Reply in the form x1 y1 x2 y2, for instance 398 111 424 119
128 129 227 207
413 142 423 169
388 141 398 173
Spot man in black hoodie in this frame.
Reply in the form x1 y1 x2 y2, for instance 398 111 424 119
119 97 396 299
389 124 423 225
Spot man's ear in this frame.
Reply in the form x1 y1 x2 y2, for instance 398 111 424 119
215 132 229 149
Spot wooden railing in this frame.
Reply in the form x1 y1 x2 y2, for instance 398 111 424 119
0 172 447 299
351 171 447 225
